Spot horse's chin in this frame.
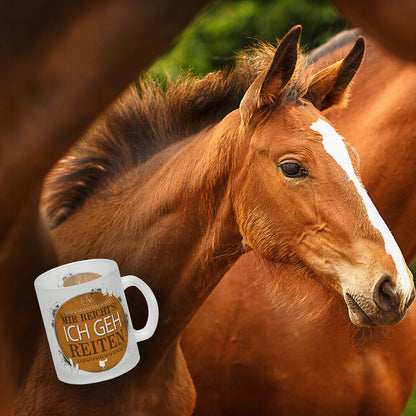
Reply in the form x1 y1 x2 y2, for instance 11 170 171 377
344 293 407 327
346 305 378 328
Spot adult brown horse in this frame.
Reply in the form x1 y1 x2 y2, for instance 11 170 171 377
0 1 211 414
19 27 413 415
182 30 416 416
331 0 416 61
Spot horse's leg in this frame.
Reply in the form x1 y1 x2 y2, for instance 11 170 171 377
15 339 196 416
124 341 197 416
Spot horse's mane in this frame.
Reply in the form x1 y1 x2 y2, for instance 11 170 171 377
42 40 310 229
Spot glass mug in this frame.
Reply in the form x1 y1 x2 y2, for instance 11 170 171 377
34 259 159 384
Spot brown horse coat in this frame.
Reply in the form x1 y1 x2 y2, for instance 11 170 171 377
20 27 407 415
182 30 416 416
331 0 416 61
0 1 210 414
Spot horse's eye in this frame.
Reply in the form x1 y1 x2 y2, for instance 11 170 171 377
279 161 308 179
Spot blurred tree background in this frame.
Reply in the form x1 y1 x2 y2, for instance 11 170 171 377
146 1 416 414
147 0 348 80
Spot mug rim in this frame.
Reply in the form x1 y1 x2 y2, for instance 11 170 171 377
34 258 118 291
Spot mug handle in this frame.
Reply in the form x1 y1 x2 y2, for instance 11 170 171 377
121 275 159 342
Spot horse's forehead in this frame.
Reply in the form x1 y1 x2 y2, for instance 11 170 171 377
264 104 325 137
310 119 358 175
255 104 327 150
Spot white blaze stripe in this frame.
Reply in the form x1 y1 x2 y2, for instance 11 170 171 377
310 119 411 290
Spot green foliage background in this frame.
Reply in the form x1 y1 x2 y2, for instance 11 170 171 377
146 1 416 414
404 253 416 416
148 0 348 80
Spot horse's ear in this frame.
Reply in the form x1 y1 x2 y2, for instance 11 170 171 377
304 37 365 111
240 25 302 125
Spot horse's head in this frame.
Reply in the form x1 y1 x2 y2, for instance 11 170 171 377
233 26 414 327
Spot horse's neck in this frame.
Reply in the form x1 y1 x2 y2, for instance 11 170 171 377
52 110 246 368
129 113 242 267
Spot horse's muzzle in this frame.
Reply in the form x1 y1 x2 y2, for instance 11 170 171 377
344 279 415 327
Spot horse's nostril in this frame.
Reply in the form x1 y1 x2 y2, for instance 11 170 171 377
373 275 397 312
